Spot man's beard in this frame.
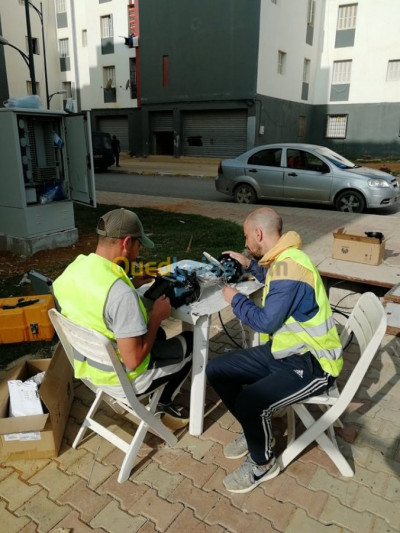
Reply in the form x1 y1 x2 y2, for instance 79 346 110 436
248 246 263 261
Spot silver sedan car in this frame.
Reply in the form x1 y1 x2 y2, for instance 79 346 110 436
215 143 399 212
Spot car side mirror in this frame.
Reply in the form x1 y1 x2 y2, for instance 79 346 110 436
321 163 330 173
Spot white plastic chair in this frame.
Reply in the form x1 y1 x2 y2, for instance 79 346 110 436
48 308 178 483
278 292 387 477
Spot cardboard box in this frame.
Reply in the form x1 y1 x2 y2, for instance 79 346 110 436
332 228 385 266
0 343 74 461
0 294 55 343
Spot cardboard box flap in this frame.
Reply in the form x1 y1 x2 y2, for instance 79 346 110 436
332 232 382 244
0 343 74 461
0 413 48 434
39 344 73 413
0 359 35 419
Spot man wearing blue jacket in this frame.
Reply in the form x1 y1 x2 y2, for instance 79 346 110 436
206 207 342 493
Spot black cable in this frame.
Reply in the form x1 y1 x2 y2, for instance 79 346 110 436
332 308 349 319
218 295 355 352
330 298 355 351
218 311 243 349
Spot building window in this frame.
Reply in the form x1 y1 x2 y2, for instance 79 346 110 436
326 114 348 138
55 0 66 13
337 3 357 30
101 15 114 54
25 36 40 55
100 15 113 38
103 66 116 102
129 57 137 99
82 29 87 47
302 59 311 101
303 59 310 83
163 55 169 87
103 66 115 87
307 0 316 26
332 60 352 83
58 38 70 71
26 81 40 95
62 81 73 99
386 60 400 82
55 0 67 28
59 38 69 58
278 51 286 75
298 116 306 138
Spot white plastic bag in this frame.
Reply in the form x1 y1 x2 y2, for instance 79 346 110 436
8 380 43 417
65 97 74 113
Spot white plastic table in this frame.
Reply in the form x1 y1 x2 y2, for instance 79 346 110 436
140 261 263 435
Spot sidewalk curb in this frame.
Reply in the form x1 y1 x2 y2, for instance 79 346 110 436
108 168 216 179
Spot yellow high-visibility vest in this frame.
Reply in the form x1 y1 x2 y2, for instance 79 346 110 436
53 253 150 385
260 248 342 377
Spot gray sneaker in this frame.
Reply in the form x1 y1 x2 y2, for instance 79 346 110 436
223 433 248 459
223 455 280 493
223 432 276 459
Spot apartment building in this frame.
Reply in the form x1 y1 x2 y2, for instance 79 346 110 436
137 0 400 158
0 0 60 110
1 0 400 158
53 0 138 150
312 0 400 157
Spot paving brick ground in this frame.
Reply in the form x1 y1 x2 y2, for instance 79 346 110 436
1 157 399 532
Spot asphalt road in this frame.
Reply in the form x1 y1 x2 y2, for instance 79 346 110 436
95 171 400 215
95 172 229 202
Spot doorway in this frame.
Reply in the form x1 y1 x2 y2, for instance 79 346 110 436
152 131 174 155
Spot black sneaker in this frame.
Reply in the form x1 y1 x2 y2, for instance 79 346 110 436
156 402 189 430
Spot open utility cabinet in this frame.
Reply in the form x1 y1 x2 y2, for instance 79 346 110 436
0 107 96 255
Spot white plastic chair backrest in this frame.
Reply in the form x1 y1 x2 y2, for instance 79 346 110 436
337 292 386 407
48 308 140 407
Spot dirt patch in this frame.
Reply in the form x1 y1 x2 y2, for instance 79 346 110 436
362 162 400 173
0 233 97 297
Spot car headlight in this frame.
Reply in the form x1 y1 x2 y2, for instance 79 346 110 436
368 179 390 188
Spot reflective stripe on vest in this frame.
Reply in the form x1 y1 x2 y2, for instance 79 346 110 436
259 248 343 377
53 253 150 386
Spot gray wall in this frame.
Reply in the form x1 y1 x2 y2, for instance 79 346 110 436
310 103 400 159
255 94 314 146
138 0 261 104
254 94 400 159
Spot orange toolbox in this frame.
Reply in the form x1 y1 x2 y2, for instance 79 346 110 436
0 294 55 343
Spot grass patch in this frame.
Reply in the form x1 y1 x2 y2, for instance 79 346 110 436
0 204 243 369
74 203 241 264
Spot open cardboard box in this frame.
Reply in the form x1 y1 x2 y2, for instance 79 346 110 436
0 343 73 461
332 227 385 266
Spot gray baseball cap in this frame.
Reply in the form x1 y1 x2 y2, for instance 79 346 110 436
96 208 154 248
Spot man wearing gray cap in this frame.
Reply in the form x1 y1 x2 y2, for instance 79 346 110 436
53 208 192 427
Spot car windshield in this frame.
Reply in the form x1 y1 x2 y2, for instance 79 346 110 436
314 146 358 169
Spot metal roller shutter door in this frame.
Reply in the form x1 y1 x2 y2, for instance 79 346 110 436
183 110 247 158
150 111 173 131
97 116 129 151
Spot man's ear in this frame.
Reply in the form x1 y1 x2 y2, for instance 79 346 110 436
255 227 263 242
121 236 132 251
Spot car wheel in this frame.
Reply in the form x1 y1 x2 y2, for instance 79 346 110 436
234 184 257 204
334 190 366 213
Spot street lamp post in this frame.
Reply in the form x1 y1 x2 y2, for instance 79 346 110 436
26 1 49 108
48 90 67 107
0 1 49 104
24 0 36 94
0 36 30 67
